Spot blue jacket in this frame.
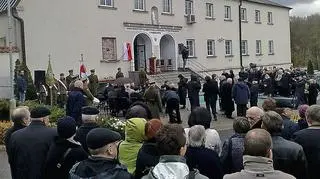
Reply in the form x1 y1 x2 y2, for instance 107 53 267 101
232 82 250 105
163 90 179 102
66 88 86 123
16 75 27 92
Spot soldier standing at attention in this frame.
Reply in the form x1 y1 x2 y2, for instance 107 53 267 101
116 67 124 79
66 69 74 90
88 69 99 97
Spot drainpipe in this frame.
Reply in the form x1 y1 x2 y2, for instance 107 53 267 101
12 8 26 64
239 0 243 68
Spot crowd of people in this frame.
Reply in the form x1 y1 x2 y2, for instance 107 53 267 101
4 98 320 179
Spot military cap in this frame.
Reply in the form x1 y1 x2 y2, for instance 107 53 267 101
82 106 99 115
60 73 64 76
30 107 51 118
86 128 121 150
68 69 73 73
90 69 95 72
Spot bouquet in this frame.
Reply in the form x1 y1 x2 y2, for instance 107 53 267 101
97 116 125 138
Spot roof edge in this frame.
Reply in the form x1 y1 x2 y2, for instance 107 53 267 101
246 0 292 10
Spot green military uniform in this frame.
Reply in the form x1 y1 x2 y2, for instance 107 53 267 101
66 70 74 90
144 85 162 119
139 69 147 87
88 70 99 97
57 74 67 108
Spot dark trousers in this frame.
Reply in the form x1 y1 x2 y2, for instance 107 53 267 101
250 97 258 107
236 104 247 117
189 95 200 111
167 98 181 123
205 97 217 117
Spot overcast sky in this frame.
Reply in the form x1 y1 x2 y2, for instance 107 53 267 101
271 0 320 16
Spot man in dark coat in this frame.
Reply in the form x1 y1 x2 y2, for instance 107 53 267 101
187 75 201 111
262 111 307 179
45 117 88 179
8 107 57 179
88 69 99 97
203 76 219 120
66 70 74 90
116 67 124 79
144 83 162 119
5 107 30 158
221 78 234 119
178 74 188 109
163 84 181 123
74 106 100 153
295 76 307 107
249 81 259 107
308 79 319 105
232 78 250 117
16 70 27 103
69 128 132 179
294 105 320 179
66 80 86 126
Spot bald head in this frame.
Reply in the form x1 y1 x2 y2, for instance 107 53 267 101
246 107 264 127
244 129 272 158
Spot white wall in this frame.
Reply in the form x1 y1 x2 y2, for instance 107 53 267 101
0 52 19 99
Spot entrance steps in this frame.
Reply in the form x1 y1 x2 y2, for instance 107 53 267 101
148 70 193 87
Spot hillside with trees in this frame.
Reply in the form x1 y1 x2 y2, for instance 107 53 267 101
290 14 320 69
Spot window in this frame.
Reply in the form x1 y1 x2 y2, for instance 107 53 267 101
241 40 248 55
0 37 6 46
241 8 247 21
268 12 273 24
100 0 113 6
206 3 214 18
224 6 231 20
225 40 232 56
255 10 261 23
102 37 117 61
185 0 194 15
268 40 274 54
163 0 172 13
186 39 195 57
207 40 215 56
256 40 262 55
135 0 145 10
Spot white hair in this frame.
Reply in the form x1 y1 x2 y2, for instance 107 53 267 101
188 125 206 147
82 114 97 123
227 78 233 84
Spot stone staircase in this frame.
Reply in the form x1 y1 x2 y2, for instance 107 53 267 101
148 70 193 87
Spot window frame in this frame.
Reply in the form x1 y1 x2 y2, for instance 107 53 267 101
224 6 231 20
185 0 194 15
207 40 216 57
134 0 145 10
225 40 232 56
256 40 262 55
186 39 195 57
240 8 247 21
102 37 117 61
268 12 273 24
255 10 261 23
268 40 274 55
100 0 113 7
206 3 214 18
163 0 172 13
241 40 248 55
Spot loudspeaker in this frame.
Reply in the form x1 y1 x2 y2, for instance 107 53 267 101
34 70 45 90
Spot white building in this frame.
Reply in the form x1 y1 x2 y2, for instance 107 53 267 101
0 0 292 80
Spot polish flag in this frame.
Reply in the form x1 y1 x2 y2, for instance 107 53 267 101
123 42 133 61
80 63 87 79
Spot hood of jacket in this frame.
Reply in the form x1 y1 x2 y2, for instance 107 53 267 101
148 155 190 179
235 82 247 89
125 118 147 143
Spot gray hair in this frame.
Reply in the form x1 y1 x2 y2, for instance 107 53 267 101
12 106 30 124
89 145 108 155
306 105 320 123
188 125 206 147
261 111 283 134
227 78 233 84
74 80 83 89
82 114 97 123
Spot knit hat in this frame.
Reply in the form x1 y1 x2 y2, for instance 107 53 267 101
145 119 163 139
298 105 309 119
57 116 77 139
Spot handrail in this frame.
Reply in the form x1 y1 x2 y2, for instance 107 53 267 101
187 59 212 78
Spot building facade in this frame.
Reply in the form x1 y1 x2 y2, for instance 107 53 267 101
0 0 292 79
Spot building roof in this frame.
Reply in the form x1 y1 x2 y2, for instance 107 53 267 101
0 0 19 13
247 0 291 9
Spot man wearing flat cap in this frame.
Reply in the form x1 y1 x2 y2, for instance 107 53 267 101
88 69 99 97
9 107 57 179
74 106 100 153
70 128 132 178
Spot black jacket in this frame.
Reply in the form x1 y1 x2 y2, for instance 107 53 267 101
186 147 223 179
272 135 307 179
66 88 86 123
294 128 320 179
187 76 201 98
69 156 133 179
74 122 99 153
135 141 160 179
203 80 219 101
45 137 88 179
4 124 25 156
8 121 57 179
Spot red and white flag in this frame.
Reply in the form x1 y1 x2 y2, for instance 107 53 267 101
80 63 87 79
123 42 133 61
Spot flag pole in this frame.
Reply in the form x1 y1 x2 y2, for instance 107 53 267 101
80 53 83 78
49 54 53 106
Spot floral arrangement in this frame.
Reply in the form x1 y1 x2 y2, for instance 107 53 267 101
97 116 125 138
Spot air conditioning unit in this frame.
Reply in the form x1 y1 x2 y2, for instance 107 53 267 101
187 14 196 24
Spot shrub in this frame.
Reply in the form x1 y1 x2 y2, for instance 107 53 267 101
0 99 10 121
0 121 12 145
